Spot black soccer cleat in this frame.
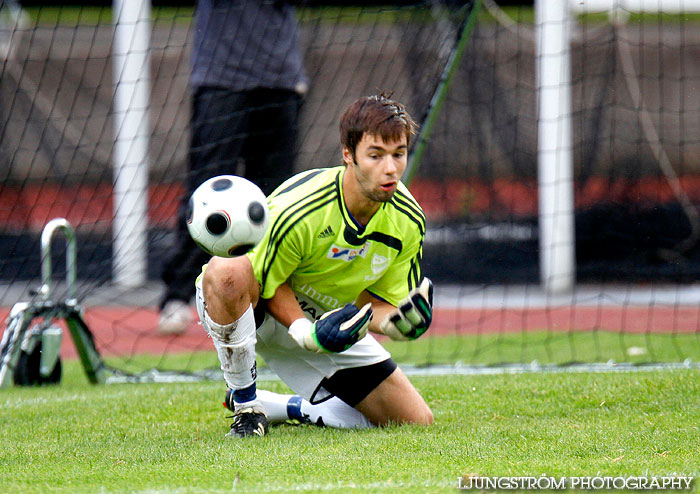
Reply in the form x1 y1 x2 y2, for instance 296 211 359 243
223 388 235 411
226 407 270 438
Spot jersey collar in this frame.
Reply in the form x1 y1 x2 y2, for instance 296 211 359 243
336 167 370 234
335 167 399 250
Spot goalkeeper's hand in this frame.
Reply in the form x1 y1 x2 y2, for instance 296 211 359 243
288 303 372 353
380 278 433 341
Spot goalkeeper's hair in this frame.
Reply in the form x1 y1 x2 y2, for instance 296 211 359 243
339 92 418 159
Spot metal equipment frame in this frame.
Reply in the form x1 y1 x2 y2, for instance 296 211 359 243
0 218 109 387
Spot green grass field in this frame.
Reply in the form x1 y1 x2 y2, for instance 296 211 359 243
2 353 699 493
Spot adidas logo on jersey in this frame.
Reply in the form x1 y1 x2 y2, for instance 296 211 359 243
317 225 334 239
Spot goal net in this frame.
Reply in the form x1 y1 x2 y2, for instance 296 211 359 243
404 0 700 369
1 0 699 381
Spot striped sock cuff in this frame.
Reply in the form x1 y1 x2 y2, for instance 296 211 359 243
286 395 303 421
233 383 257 404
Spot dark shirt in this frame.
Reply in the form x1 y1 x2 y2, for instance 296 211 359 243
190 0 308 92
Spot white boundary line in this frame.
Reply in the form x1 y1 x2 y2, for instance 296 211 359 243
401 360 700 376
105 360 700 384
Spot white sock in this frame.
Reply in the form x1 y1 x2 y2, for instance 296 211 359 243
257 389 373 429
202 304 258 394
255 389 290 421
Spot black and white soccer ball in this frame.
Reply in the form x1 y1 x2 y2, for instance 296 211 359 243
186 175 270 257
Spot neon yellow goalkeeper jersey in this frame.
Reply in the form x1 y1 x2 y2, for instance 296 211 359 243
248 166 425 321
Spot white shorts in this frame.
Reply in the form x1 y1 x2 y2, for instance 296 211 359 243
195 280 391 403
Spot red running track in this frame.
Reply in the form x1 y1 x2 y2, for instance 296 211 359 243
1 305 698 359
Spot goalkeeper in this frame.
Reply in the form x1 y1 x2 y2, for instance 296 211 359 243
197 94 434 438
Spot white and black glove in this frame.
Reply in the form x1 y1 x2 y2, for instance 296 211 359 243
380 278 433 341
288 303 372 353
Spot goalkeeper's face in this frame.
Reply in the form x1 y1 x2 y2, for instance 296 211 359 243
344 133 408 204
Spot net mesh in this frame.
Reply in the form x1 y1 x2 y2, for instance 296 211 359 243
1 1 699 377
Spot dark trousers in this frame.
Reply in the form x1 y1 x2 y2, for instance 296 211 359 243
160 87 301 307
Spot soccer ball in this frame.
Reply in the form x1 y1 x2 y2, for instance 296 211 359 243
186 175 270 257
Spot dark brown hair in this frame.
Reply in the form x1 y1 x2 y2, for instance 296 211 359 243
339 93 418 160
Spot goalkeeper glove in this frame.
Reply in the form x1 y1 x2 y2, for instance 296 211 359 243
288 303 372 353
380 278 433 341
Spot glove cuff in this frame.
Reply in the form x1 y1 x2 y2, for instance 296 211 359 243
288 318 319 352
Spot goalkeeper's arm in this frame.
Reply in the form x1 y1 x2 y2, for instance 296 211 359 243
265 282 372 353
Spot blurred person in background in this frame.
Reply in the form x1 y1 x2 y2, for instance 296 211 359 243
158 0 307 334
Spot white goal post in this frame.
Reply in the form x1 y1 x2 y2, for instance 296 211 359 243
569 0 700 15
536 0 575 294
535 0 700 294
112 0 151 288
